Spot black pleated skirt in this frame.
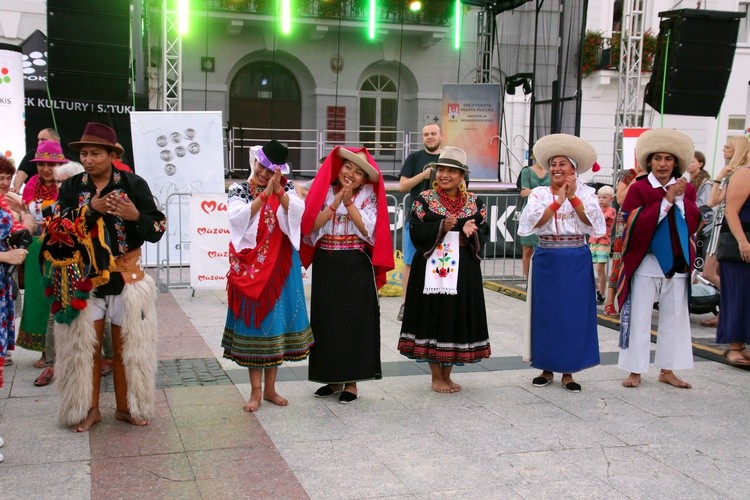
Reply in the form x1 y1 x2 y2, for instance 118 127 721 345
308 249 382 383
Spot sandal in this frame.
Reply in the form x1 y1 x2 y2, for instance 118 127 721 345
724 348 750 366
34 367 55 387
100 358 113 376
603 304 618 317
700 316 719 327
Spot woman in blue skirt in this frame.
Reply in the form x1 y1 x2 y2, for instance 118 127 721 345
222 140 314 412
518 134 606 392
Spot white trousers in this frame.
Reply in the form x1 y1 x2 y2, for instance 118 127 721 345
618 273 694 374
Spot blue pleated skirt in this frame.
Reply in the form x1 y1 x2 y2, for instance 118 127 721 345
530 244 600 373
222 250 314 368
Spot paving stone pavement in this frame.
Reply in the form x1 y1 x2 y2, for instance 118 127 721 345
0 282 748 499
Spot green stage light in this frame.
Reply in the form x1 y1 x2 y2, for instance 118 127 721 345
453 0 461 50
281 0 292 34
368 0 377 40
409 1 421 11
178 0 189 36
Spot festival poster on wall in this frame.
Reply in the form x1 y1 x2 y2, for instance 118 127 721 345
441 84 501 180
189 193 230 289
0 43 26 162
130 111 226 266
623 128 649 170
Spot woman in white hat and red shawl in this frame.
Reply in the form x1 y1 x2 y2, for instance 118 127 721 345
616 128 702 389
223 140 314 412
300 146 393 404
518 134 606 392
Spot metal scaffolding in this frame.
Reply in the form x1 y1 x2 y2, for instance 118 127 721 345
612 0 646 177
161 0 182 111
476 7 495 83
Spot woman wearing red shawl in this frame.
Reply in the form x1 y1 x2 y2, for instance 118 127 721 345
617 129 702 389
301 146 393 404
222 140 314 412
16 141 67 381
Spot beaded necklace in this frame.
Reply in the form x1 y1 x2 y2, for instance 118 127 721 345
436 187 466 216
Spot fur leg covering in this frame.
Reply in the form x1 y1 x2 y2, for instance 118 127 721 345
120 274 159 420
55 305 96 426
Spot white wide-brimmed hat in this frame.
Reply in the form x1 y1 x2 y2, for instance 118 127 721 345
635 128 694 175
338 148 379 181
533 134 597 174
427 146 469 173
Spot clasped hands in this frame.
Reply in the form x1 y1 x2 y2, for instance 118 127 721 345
555 175 578 205
664 178 687 204
261 168 286 200
444 215 477 238
332 177 356 209
91 190 139 221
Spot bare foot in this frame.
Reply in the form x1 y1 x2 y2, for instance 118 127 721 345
622 373 641 388
33 355 46 369
115 410 149 426
263 391 289 407
658 370 691 389
445 377 462 392
431 380 454 393
71 408 102 432
243 388 263 412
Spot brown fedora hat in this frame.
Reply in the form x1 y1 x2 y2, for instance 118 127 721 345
69 122 124 155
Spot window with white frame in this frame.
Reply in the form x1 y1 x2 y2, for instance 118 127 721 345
359 74 398 157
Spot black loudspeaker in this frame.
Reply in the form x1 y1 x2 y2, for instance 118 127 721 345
644 9 745 117
47 0 130 104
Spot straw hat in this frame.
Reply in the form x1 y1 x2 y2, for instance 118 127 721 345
533 134 597 174
338 148 379 181
635 128 694 175
427 146 469 173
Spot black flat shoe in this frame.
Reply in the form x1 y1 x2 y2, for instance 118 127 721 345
314 384 342 398
563 381 582 392
532 376 552 387
338 391 358 404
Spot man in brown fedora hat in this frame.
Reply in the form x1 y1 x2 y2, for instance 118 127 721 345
49 122 166 432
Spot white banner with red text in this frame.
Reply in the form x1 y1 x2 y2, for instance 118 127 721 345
190 193 230 289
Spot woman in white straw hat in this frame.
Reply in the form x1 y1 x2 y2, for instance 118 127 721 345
397 147 491 393
518 134 606 392
300 146 393 404
616 128 702 389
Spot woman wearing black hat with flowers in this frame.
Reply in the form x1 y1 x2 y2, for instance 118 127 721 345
397 147 491 393
222 140 314 412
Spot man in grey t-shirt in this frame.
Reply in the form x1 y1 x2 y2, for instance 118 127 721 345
396 123 442 320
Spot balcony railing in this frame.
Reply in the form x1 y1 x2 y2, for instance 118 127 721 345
582 31 657 77
211 0 454 26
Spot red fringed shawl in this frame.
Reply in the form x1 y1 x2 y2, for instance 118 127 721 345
300 146 394 289
226 193 292 328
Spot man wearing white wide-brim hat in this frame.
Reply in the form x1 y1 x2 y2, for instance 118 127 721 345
616 128 703 389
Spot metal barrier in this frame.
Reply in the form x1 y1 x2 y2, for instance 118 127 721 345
155 189 525 291
156 192 192 292
396 191 525 282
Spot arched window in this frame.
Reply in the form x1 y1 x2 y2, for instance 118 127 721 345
230 61 300 101
359 74 397 157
